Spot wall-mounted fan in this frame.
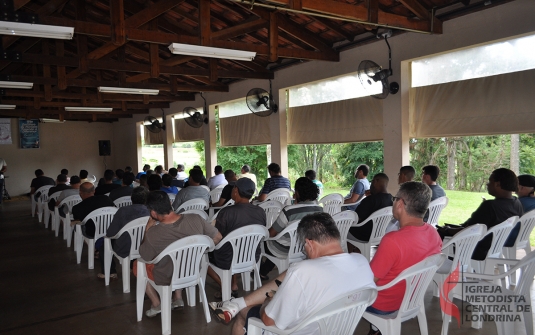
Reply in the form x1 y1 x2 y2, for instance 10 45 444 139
144 114 166 133
182 92 208 128
357 30 400 99
246 80 278 117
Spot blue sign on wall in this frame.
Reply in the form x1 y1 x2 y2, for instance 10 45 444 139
19 119 40 149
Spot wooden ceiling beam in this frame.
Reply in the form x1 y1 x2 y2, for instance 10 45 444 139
149 19 160 79
276 13 336 53
269 12 278 63
199 0 211 45
110 0 126 46
314 17 356 42
211 18 268 40
398 0 430 20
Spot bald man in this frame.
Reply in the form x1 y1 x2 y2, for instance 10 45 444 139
72 182 115 238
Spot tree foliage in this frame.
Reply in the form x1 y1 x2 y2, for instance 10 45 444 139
336 142 384 187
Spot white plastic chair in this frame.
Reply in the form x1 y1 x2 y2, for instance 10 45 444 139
470 216 517 274
74 207 118 269
136 235 215 335
113 196 132 208
208 225 269 301
44 191 60 228
343 195 366 209
167 193 176 204
175 198 209 213
248 287 378 335
264 188 292 206
332 211 358 253
200 185 210 192
209 184 226 203
208 199 235 219
319 193 344 216
347 207 394 261
182 209 209 221
444 251 535 335
34 185 53 220
426 196 448 227
104 216 149 292
432 224 486 297
47 191 62 234
258 200 284 229
363 253 446 335
262 220 305 275
56 195 82 247
503 210 535 259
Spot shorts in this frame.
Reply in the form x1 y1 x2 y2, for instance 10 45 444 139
133 260 155 281
244 305 262 333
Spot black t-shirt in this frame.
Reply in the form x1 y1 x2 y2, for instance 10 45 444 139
212 203 266 269
31 176 55 191
72 195 115 238
218 181 236 204
108 186 133 201
183 176 208 188
95 183 121 196
349 192 393 242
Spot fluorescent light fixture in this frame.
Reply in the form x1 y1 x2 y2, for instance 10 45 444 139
0 104 16 109
0 80 33 89
168 43 256 61
0 21 74 40
40 118 65 123
98 87 159 95
65 107 113 112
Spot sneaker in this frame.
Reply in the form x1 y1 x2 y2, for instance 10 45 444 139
145 305 161 318
209 298 240 324
172 298 184 310
367 326 382 335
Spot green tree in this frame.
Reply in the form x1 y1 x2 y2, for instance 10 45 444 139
336 141 384 187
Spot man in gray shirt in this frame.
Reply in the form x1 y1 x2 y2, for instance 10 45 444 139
172 168 210 211
421 165 446 201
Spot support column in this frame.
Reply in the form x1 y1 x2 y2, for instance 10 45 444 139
204 104 217 178
163 113 174 170
270 88 288 177
136 122 143 172
383 61 410 195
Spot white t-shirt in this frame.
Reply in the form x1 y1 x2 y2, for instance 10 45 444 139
176 171 188 180
207 173 228 190
265 253 376 335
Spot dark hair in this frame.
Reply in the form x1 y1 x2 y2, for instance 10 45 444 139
268 163 281 174
162 174 173 187
193 165 202 171
80 170 88 179
492 168 518 192
224 169 235 179
241 165 250 173
139 174 148 186
61 169 68 175
122 172 135 186
397 181 432 218
189 168 203 183
214 165 223 174
143 164 150 171
131 186 149 205
103 169 114 181
297 213 340 245
57 174 67 183
305 170 316 180
124 166 133 173
177 164 184 171
146 190 173 215
35 169 44 176
115 169 124 179
373 172 389 182
147 174 163 191
70 175 81 184
357 164 369 176
294 177 319 202
155 165 163 174
422 165 440 181
168 168 178 177
146 169 154 175
399 166 416 179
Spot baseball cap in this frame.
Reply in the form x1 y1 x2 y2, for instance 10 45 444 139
235 178 256 198
518 175 535 188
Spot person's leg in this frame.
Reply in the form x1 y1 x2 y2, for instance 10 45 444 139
207 266 222 287
231 306 253 335
145 283 161 308
97 244 116 277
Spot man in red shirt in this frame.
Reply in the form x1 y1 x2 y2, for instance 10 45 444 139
367 181 442 335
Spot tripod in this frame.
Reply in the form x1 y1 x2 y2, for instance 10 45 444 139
1 174 10 201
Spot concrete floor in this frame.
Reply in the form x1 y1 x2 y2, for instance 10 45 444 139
0 199 533 335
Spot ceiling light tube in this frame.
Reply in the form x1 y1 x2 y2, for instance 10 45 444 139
0 21 74 40
98 87 159 95
0 104 16 109
168 43 256 61
65 107 113 112
40 118 65 123
0 80 33 89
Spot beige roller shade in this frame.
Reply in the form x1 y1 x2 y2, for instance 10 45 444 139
143 126 164 145
220 113 271 147
287 96 383 144
410 69 535 138
174 118 204 142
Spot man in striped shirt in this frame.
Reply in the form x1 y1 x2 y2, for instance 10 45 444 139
257 163 291 202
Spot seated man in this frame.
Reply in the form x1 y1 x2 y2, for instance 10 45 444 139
176 164 188 180
305 170 323 195
98 186 150 279
348 173 393 244
343 164 370 211
109 172 135 201
55 176 81 218
154 165 165 177
136 191 222 317
60 168 70 184
47 174 71 211
421 165 446 201
95 169 121 196
168 168 185 188
259 177 322 279
172 168 210 211
367 181 442 335
183 166 208 188
207 165 228 190
112 169 124 185
209 212 376 335
72 182 115 239
211 170 238 207
30 169 55 202
398 165 415 185
147 174 163 192
160 174 179 194
207 178 266 298
239 164 257 187
516 174 535 212
136 164 150 182
437 168 523 260
257 163 291 202
79 169 91 184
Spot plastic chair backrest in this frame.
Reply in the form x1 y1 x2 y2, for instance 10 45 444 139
513 210 535 249
209 185 226 203
36 185 53 198
332 211 358 252
200 185 210 192
364 207 394 245
258 200 284 229
319 193 344 216
113 196 132 208
277 220 305 264
81 207 118 240
39 188 52 203
265 188 292 206
112 216 149 258
209 200 235 223
59 194 82 212
443 224 486 274
167 193 176 204
217 225 269 273
510 250 535 297
48 191 62 202
182 209 209 221
427 196 449 225
176 198 209 213
483 216 517 258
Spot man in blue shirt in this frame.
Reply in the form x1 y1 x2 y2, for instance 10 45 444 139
257 163 291 202
517 174 535 212
343 164 370 211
